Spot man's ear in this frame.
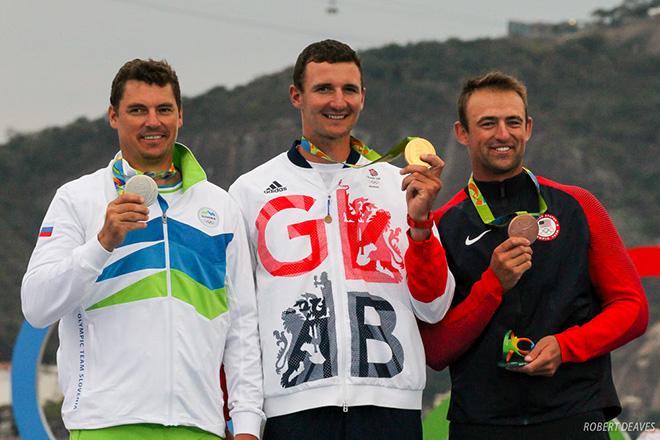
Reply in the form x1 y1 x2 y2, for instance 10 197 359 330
453 121 469 146
525 116 533 141
289 84 303 109
359 86 366 111
108 105 118 129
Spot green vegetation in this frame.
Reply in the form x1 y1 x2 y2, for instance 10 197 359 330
422 394 450 439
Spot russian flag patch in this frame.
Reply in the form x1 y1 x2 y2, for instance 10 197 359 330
39 226 53 237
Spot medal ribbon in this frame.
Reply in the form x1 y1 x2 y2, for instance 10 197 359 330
111 152 178 194
299 135 415 168
468 168 548 226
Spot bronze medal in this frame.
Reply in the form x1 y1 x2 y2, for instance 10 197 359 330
507 214 539 243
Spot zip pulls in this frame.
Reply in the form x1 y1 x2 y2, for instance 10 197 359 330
324 194 332 224
157 195 172 299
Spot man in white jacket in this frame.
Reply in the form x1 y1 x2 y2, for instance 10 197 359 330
22 59 264 439
229 40 454 439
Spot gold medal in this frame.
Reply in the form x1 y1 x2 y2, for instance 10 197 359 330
324 215 332 224
404 138 436 167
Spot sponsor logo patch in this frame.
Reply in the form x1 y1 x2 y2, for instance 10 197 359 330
465 229 491 246
39 226 53 238
264 181 287 194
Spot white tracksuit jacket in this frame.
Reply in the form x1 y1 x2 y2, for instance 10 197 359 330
21 144 264 437
229 146 455 417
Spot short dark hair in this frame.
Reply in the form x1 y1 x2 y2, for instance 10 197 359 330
292 39 363 90
457 71 528 131
110 59 181 109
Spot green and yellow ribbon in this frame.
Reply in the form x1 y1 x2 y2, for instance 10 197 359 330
299 135 416 168
468 168 548 226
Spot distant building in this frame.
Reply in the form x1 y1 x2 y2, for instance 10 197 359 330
508 19 580 38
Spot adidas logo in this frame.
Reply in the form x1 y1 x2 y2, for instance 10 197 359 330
264 181 287 194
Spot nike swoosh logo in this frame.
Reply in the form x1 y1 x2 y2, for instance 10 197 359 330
465 230 491 246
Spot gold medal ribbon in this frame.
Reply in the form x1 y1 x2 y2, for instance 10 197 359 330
299 135 417 168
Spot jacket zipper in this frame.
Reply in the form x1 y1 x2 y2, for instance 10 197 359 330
162 209 174 422
326 188 350 412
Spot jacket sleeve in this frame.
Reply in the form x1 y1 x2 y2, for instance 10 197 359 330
406 193 502 366
553 188 648 363
21 186 111 328
405 229 455 324
407 234 504 371
222 197 265 437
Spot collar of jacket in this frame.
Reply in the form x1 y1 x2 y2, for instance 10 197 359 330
471 171 539 219
171 142 207 192
473 171 530 201
287 139 361 169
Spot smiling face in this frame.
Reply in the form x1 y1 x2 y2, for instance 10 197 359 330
108 80 182 171
289 61 365 152
454 88 533 181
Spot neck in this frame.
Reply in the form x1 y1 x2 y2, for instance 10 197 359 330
473 166 525 183
121 154 180 187
301 134 351 164
474 170 525 184
121 154 173 172
153 173 181 187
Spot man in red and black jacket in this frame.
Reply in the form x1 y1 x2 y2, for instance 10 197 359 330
405 71 648 439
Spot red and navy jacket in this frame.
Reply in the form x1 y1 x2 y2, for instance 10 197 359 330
406 171 648 425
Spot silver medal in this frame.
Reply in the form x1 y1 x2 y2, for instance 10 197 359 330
125 174 158 207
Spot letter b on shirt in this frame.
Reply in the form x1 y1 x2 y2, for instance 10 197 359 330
348 291 404 378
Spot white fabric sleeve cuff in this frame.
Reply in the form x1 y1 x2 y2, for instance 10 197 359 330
231 410 264 439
